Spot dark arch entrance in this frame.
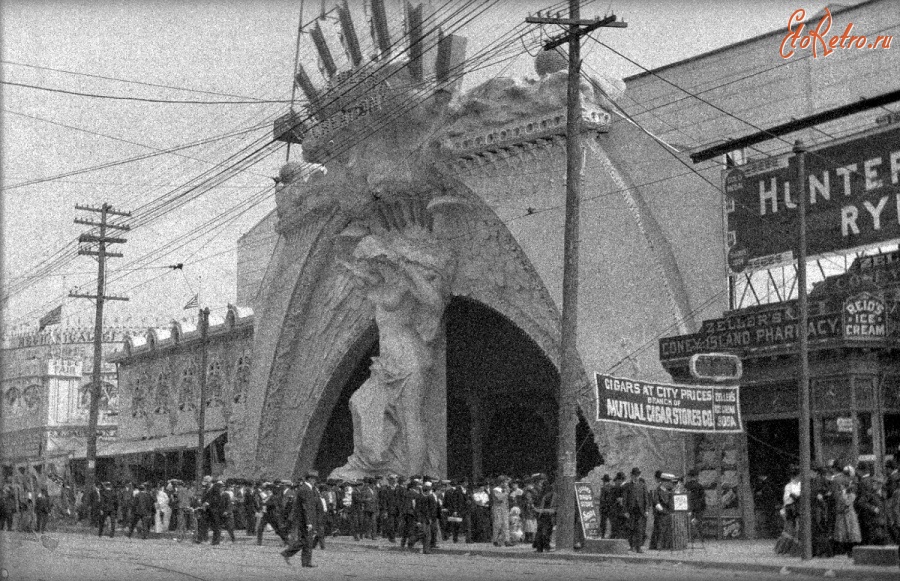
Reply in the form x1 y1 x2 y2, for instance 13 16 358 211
313 296 602 480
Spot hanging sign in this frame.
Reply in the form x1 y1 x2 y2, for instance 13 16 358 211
574 482 602 540
595 373 743 433
843 291 887 339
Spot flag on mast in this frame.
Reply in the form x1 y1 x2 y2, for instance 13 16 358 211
183 294 199 310
38 305 62 331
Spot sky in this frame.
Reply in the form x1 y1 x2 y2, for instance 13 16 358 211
0 0 833 333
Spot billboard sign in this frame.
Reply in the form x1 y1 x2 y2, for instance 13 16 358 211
725 125 900 272
595 373 743 433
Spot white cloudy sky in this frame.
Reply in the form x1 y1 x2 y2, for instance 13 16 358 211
1 0 831 331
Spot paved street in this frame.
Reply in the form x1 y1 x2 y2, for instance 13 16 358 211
1 531 825 581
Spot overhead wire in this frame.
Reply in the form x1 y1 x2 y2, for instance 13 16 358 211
4 0 507 323
0 59 271 101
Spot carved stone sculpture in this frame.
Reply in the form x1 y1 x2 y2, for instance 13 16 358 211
330 228 454 481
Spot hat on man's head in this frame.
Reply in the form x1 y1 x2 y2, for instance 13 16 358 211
601 474 611 482
423 481 433 489
630 467 641 476
614 472 626 481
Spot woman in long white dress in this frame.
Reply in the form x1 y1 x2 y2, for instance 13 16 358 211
774 467 801 556
154 484 171 534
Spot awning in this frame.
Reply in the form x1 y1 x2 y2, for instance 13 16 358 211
70 430 226 459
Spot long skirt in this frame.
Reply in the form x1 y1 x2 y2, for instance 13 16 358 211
774 516 801 557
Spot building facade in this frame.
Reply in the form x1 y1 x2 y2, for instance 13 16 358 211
0 325 134 482
107 305 253 483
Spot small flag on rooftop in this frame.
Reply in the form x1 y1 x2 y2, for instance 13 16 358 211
38 305 62 331
183 294 199 310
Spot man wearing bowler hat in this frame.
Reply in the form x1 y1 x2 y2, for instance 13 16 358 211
622 467 650 552
282 470 320 568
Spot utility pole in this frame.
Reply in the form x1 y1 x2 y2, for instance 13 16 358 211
196 307 210 487
526 4 626 551
794 140 812 560
71 203 130 504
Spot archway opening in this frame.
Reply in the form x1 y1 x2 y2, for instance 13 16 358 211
446 296 605 481
311 296 603 481
313 340 378 477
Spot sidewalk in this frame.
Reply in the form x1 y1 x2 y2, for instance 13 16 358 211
329 535 900 580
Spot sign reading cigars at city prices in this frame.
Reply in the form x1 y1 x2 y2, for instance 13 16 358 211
595 373 743 433
724 125 900 272
574 482 602 540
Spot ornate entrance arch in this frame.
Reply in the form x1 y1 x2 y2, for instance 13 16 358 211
230 172 598 480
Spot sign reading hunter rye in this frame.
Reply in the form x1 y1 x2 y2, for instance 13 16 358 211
595 373 742 433
724 124 900 273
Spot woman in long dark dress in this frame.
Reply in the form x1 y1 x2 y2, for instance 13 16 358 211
649 472 673 550
811 465 834 557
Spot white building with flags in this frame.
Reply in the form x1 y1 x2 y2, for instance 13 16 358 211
0 307 144 486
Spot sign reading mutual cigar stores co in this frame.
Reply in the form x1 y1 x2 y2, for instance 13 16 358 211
724 124 900 273
595 373 743 433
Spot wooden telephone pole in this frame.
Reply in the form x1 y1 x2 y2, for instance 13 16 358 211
196 306 210 487
71 203 130 501
526 3 626 551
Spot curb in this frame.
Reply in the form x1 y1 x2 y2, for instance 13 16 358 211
333 539 900 580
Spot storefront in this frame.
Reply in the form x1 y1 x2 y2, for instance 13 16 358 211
660 248 900 539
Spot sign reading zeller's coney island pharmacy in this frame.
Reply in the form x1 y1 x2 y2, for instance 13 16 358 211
595 373 742 433
843 291 887 339
725 125 900 272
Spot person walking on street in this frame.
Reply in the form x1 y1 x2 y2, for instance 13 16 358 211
532 477 556 553
97 482 118 538
491 476 512 547
127 484 153 539
222 482 237 543
202 479 225 545
175 483 194 542
623 467 650 553
154 483 171 534
257 482 289 546
444 479 470 543
281 470 321 568
244 483 257 536
35 488 52 534
399 480 422 549
416 481 441 554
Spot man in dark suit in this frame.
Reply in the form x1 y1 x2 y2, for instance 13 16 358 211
417 481 441 553
202 480 225 545
400 480 422 549
622 467 650 553
443 479 470 543
97 482 119 538
127 484 154 539
281 470 320 568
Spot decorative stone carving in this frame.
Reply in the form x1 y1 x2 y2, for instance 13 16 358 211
330 226 455 481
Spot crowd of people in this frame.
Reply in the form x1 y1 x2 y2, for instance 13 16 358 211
7 456 899 566
775 458 900 557
0 465 708 559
